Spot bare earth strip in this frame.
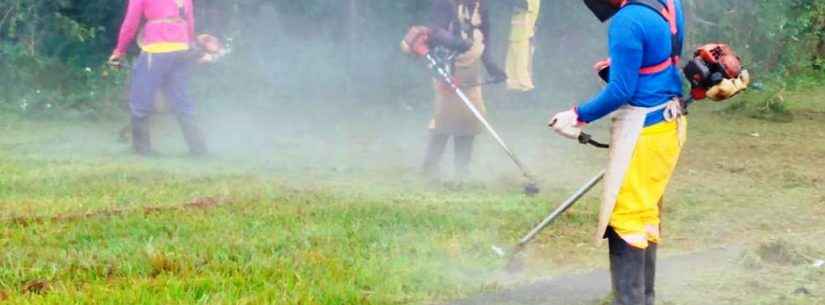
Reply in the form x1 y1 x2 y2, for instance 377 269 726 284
446 246 742 305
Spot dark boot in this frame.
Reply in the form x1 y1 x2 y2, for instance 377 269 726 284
454 135 475 178
178 115 207 156
645 242 657 305
607 227 647 305
131 116 153 156
421 134 449 177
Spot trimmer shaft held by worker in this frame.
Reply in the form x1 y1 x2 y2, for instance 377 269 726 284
516 170 605 249
425 52 539 191
493 170 606 258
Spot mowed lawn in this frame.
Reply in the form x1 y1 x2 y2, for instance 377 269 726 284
1 90 824 304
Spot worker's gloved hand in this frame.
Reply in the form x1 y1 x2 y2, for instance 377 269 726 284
593 58 611 83
484 61 508 84
431 28 473 54
108 52 124 68
706 70 750 101
549 108 586 140
454 38 473 54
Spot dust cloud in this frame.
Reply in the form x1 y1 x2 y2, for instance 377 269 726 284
144 1 615 185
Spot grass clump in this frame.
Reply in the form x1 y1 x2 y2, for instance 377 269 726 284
725 87 794 123
755 239 809 266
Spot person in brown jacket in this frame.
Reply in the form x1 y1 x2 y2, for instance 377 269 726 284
422 0 503 179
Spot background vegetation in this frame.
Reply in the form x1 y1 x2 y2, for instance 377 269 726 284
1 0 824 118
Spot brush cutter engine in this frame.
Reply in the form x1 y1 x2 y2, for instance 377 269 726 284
683 43 749 101
192 34 227 64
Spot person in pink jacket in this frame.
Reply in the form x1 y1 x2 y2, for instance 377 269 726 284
109 0 206 156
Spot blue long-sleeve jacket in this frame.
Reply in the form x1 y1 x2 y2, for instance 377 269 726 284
576 0 685 127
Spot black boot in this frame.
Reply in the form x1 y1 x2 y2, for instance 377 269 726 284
645 242 657 305
178 115 207 156
131 116 154 156
607 227 647 305
421 133 449 177
454 135 475 179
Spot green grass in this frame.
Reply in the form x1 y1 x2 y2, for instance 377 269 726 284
1 92 824 304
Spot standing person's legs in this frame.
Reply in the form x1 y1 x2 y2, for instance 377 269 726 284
422 133 450 176
453 135 474 178
607 227 646 305
129 53 167 155
163 52 207 155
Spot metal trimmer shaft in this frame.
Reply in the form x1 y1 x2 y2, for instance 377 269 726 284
425 53 537 183
516 170 605 248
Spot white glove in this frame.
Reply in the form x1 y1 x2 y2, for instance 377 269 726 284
549 109 585 140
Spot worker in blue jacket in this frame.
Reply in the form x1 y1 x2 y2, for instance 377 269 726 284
550 0 687 304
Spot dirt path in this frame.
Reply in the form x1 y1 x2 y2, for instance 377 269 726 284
446 246 742 305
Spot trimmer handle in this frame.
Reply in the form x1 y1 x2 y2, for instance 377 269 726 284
579 132 609 149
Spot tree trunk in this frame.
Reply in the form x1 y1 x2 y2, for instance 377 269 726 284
346 0 359 98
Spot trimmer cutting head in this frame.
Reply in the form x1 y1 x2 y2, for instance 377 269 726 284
523 182 540 196
491 244 528 274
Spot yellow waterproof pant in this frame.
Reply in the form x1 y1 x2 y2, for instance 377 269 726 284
506 0 540 92
610 119 685 249
506 40 535 91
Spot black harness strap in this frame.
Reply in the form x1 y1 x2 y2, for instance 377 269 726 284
627 0 682 58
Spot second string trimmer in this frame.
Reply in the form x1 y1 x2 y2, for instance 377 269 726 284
425 52 540 195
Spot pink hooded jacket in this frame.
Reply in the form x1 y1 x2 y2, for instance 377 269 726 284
114 0 195 55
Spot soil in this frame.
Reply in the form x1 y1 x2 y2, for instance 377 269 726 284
445 246 741 305
5 196 228 227
755 239 807 266
22 280 49 295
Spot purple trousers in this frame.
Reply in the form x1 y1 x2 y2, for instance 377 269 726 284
129 51 194 119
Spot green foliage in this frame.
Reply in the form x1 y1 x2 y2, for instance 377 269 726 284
687 0 825 75
0 0 125 118
1 0 824 117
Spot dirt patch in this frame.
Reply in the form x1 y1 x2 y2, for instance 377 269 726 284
185 196 221 209
22 280 49 295
793 109 825 121
4 196 231 227
755 239 808 266
0 290 7 301
447 247 741 305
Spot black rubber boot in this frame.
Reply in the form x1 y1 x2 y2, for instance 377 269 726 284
178 115 207 156
607 227 647 305
131 116 153 156
645 242 657 305
454 135 475 178
421 134 449 177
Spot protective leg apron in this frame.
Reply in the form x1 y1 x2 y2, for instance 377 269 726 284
597 99 685 305
596 98 685 244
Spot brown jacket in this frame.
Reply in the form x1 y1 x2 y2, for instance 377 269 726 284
429 0 488 136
